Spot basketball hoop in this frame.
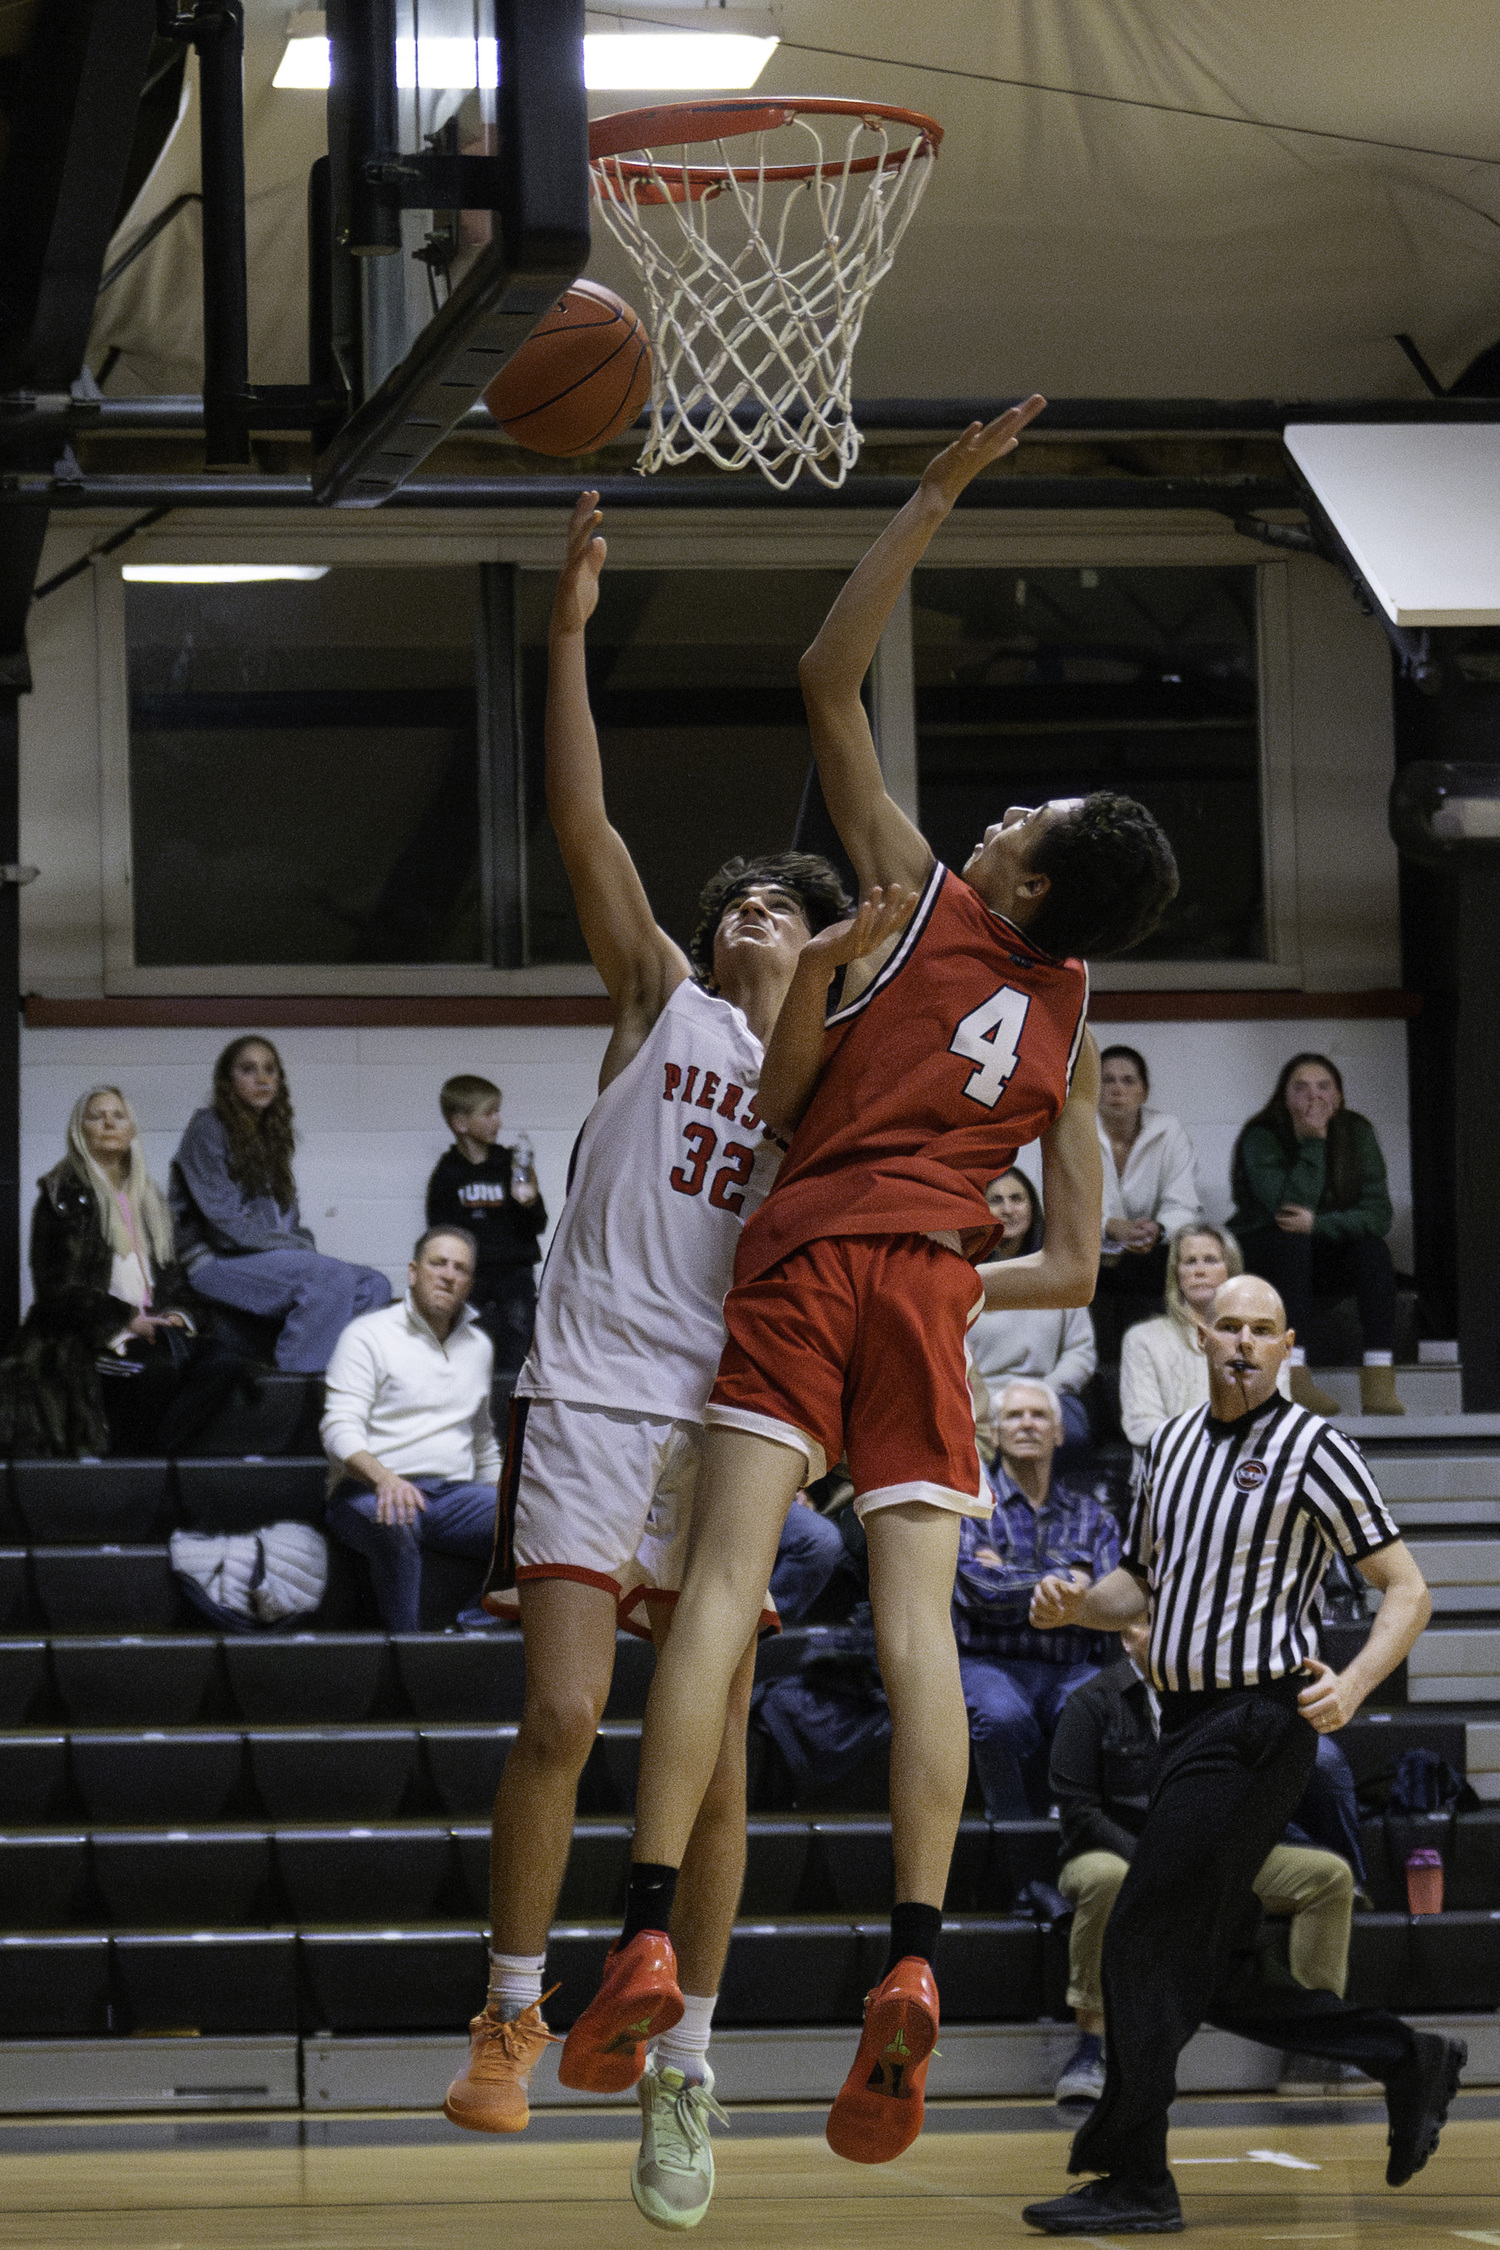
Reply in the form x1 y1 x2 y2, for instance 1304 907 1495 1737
588 98 942 491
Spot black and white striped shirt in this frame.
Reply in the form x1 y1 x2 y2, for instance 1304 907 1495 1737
1128 1397 1400 1691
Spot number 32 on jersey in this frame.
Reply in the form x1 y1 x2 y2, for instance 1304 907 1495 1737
950 985 1032 1109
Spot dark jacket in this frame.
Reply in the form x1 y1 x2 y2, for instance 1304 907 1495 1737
0 1161 201 1457
1229 1110 1392 1244
425 1144 547 1279
1049 1656 1160 1865
170 1107 315 1267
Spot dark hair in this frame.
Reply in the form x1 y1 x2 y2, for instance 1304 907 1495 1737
412 1224 478 1264
440 1074 500 1124
1235 1052 1365 1210
689 851 852 985
1023 794 1179 961
1099 1043 1150 1095
212 1036 297 1210
986 1164 1044 1257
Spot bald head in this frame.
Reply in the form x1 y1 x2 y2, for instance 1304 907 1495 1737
1202 1272 1294 1421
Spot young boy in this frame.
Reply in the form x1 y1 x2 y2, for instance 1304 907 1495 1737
560 406 1181 2166
426 1076 547 1391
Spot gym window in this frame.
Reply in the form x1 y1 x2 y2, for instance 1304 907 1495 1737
912 566 1264 961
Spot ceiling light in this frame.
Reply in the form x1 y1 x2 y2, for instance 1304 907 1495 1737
585 34 777 88
122 564 332 584
272 31 777 93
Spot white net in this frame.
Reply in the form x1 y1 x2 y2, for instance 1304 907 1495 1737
591 108 939 491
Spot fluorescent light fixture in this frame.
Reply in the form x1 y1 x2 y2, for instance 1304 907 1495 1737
585 33 777 88
121 564 331 584
272 31 777 92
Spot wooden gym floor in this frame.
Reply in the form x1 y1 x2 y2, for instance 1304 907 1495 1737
0 2096 1496 2250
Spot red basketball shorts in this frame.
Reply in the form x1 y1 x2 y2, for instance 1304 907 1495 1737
705 1232 989 1520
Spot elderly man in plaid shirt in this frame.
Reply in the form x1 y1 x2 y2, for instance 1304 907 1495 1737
955 1377 1121 1819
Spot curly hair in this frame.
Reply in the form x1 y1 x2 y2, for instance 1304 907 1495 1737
212 1035 298 1210
1024 794 1179 961
688 851 852 985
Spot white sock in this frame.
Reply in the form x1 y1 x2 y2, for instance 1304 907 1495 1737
488 1949 546 2019
654 1991 718 2085
1363 1351 1394 1368
1288 1347 1307 1366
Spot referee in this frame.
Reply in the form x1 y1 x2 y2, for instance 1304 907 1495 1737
1021 1272 1464 2235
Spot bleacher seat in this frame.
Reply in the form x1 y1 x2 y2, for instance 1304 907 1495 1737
602 1634 655 1719
31 1547 182 1634
451 1823 491 1918
0 1831 89 1925
811 1817 993 1914
393 1632 526 1722
0 1639 45 1725
869 1918 1045 2023
554 1819 631 1918
0 1468 20 1543
175 1459 327 1535
1340 1712 1468 1787
189 1371 324 1460
12 1461 170 1545
1348 1913 1418 2009
0 1733 68 1821
223 1634 388 1725
421 1725 517 1818
741 1818 813 1915
91 1829 271 1927
0 1551 30 1630
580 1722 640 1815
716 1921 864 2026
1359 1811 1457 1912
988 1819 1064 1908
1408 1909 1500 2010
246 1728 417 1822
298 1928 485 2032
51 1636 219 1727
416 1552 488 1634
0 1933 110 2037
113 1930 298 2034
274 1825 455 1921
69 1730 244 1825
1449 1809 1500 1909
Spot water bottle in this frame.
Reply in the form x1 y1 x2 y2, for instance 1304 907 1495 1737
1405 1847 1444 1915
510 1132 537 1204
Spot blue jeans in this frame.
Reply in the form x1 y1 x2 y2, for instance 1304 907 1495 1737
770 1504 850 1623
191 1248 391 1373
960 1653 1100 1819
325 1475 496 1633
1284 1731 1368 1882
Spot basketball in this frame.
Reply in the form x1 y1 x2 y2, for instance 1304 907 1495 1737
482 280 653 456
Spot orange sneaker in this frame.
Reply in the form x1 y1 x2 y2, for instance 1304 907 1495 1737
443 1991 560 2134
558 1932 683 2094
825 1957 938 2165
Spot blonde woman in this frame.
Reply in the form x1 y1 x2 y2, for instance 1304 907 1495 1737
1117 1223 1290 1449
0 1086 237 1456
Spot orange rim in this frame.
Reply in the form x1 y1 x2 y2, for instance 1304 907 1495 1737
589 96 942 205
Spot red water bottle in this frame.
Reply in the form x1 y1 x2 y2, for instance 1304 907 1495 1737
1405 1848 1444 1915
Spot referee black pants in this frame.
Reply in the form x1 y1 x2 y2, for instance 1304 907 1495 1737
1070 1681 1416 2189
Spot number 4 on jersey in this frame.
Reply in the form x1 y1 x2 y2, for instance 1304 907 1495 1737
950 985 1031 1109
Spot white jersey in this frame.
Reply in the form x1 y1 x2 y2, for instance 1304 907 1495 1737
517 979 781 1420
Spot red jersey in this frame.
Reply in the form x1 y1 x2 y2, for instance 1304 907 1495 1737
734 863 1089 1287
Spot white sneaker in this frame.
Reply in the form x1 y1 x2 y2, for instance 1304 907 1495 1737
1055 2034 1107 2105
631 2059 729 2231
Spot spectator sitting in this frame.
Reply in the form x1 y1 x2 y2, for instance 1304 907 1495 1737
321 1227 500 1633
1049 1617 1362 2105
969 1168 1097 1467
1230 1051 1403 1417
1093 1045 1201 1327
170 1036 390 1374
1119 1224 1290 1451
954 1379 1121 1821
0 1086 242 1457
425 1073 547 1395
768 1471 864 1625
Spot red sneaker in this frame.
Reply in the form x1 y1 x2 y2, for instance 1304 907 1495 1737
825 1957 939 2165
558 1932 683 2094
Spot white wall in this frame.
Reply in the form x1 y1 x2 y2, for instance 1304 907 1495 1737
19 1022 611 1310
1013 1016 1413 1271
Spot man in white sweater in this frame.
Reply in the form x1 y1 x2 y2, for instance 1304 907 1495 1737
322 1227 500 1632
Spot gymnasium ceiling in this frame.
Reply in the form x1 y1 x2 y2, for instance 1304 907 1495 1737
88 0 1500 407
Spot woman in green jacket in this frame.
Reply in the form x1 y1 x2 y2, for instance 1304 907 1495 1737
1229 1052 1402 1416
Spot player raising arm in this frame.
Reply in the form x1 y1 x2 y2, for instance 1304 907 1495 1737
442 491 853 2234
560 415 1179 2170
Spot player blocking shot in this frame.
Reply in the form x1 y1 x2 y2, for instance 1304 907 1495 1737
442 490 889 2231
561 405 1182 2165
